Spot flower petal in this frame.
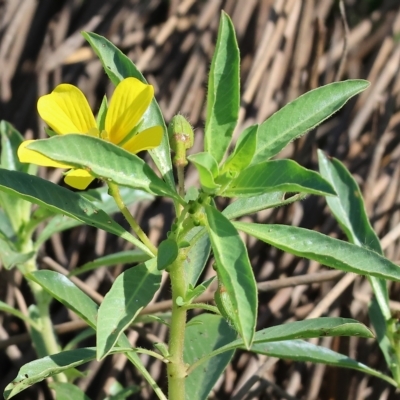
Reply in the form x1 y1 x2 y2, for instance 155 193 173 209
64 169 94 190
121 126 163 154
37 84 97 134
18 140 71 168
106 78 154 145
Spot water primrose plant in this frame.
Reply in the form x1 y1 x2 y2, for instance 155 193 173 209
1 12 400 400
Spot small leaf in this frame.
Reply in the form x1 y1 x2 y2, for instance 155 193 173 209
96 95 108 132
248 340 396 387
82 31 175 190
205 205 257 348
223 192 302 220
204 12 240 164
252 80 370 164
157 239 179 270
96 258 161 360
49 382 91 400
0 170 151 255
187 152 220 193
234 222 400 282
0 120 33 173
70 250 150 277
184 314 237 400
27 135 179 201
221 160 336 197
183 227 211 286
221 124 258 174
0 237 34 270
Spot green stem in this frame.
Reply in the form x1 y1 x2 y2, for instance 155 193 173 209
23 256 67 383
167 257 188 399
184 303 220 314
108 182 157 256
177 164 185 199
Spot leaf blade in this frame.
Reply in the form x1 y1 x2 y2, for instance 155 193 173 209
253 80 370 163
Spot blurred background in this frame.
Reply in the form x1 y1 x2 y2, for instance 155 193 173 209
1 0 400 399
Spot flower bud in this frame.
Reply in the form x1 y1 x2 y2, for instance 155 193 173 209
168 115 194 153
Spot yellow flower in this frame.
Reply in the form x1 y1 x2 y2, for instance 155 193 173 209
18 77 163 190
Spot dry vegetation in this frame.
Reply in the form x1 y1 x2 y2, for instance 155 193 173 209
1 0 400 399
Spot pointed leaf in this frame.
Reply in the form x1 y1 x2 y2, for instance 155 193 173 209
318 150 390 319
204 12 240 164
234 222 400 282
28 135 179 201
223 192 304 220
187 152 220 192
205 205 257 348
97 258 161 360
221 160 336 197
191 317 373 369
252 80 370 164
70 250 150 277
4 348 97 399
157 239 178 270
183 227 211 286
221 124 258 174
0 169 151 254
82 31 175 190
0 237 34 269
185 314 237 400
0 120 34 173
248 340 396 387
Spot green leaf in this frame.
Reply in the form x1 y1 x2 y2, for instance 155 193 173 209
185 277 215 303
48 382 91 400
317 150 382 253
96 258 161 360
0 300 38 329
96 95 108 132
35 186 152 248
252 80 370 164
318 150 390 319
0 170 151 255
221 124 258 174
204 12 240 164
4 348 98 399
187 152 220 193
69 250 150 277
183 227 211 286
28 271 98 328
205 205 257 348
248 340 396 387
223 192 303 220
27 135 179 201
184 314 237 400
368 299 395 378
190 317 373 371
234 222 400 282
27 270 165 398
0 237 35 269
0 121 33 174
157 239 178 270
82 31 175 191
221 160 336 197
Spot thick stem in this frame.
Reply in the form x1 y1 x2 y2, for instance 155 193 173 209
167 257 187 399
108 182 157 256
